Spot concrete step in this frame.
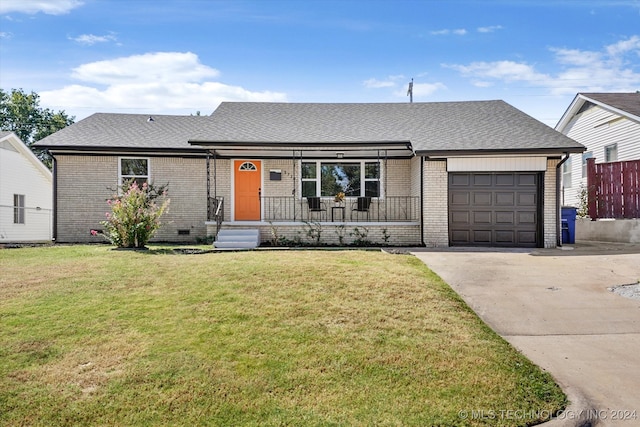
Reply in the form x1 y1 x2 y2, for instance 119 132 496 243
213 241 259 249
214 229 260 250
217 229 260 237
217 234 258 242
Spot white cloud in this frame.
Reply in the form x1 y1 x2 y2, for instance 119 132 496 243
70 33 117 46
606 35 640 57
40 51 287 118
0 0 84 15
446 36 640 95
0 31 12 39
71 52 220 84
477 25 503 33
363 75 405 89
364 74 445 99
393 82 446 98
431 28 467 36
446 60 549 83
363 78 396 89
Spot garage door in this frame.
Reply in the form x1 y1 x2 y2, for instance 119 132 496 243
448 172 541 247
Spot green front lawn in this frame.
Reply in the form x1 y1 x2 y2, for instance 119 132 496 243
0 245 565 426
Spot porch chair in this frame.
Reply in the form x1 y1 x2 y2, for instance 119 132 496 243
306 197 327 221
351 196 371 221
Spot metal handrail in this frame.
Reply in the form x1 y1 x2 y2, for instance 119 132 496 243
208 197 224 238
261 196 419 222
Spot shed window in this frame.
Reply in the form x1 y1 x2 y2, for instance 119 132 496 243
14 194 25 224
604 144 618 162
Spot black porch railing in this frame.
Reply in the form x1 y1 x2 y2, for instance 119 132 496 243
261 196 419 222
208 197 224 236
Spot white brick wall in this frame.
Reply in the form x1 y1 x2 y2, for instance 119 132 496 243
423 160 449 247
544 158 560 248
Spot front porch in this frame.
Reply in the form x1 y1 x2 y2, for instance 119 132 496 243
206 195 422 247
196 139 423 247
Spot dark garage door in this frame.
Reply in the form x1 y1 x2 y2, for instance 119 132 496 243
448 172 542 247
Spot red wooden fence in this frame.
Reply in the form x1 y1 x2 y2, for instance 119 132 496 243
587 157 640 219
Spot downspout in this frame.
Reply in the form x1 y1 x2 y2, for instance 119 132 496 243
420 156 425 247
206 151 210 220
213 149 217 201
52 154 57 242
555 152 570 247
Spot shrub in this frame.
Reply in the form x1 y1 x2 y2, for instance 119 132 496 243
99 180 170 248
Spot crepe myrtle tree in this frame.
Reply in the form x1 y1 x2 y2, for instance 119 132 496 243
94 180 170 248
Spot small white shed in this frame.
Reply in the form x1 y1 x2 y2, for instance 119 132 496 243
0 131 53 243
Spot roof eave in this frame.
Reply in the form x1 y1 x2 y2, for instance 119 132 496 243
188 139 413 148
44 146 208 156
416 147 585 158
1 132 52 179
555 93 585 132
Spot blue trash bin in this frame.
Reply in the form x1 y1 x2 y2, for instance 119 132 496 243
561 206 577 244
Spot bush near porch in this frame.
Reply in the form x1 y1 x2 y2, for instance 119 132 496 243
0 246 566 426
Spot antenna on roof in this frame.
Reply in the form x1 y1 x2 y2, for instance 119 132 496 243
407 78 414 103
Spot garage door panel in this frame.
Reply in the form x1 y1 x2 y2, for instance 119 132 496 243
518 211 536 224
473 174 492 186
473 211 492 224
473 192 492 205
450 174 470 186
472 230 492 243
451 192 470 205
518 174 537 186
495 192 515 206
496 174 515 186
495 230 515 243
451 211 470 224
518 231 537 244
518 193 536 206
451 230 470 243
496 211 515 224
449 172 541 248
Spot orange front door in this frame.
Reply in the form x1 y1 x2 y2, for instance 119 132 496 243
234 160 261 221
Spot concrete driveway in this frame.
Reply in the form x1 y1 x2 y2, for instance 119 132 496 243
412 241 640 426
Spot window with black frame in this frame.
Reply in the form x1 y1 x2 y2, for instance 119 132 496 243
301 161 380 198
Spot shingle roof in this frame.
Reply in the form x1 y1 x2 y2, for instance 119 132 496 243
34 100 584 155
191 101 584 155
34 113 210 152
580 92 640 118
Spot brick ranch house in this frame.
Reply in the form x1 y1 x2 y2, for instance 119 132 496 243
35 101 584 248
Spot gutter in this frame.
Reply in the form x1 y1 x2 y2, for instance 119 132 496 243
420 156 425 247
555 153 570 247
52 155 57 242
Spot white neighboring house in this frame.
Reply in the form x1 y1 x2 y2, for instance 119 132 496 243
0 131 53 243
555 92 640 208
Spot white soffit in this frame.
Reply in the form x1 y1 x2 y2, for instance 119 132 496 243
447 157 547 172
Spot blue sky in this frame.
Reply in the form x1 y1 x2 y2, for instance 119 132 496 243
1 0 639 126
